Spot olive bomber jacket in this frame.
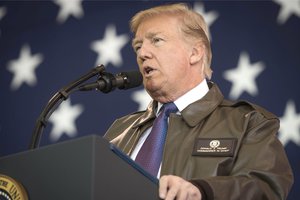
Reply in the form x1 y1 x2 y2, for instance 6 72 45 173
104 82 293 200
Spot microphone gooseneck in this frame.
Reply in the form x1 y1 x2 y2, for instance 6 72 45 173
29 65 142 149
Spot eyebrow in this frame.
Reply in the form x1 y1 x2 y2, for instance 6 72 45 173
132 32 162 47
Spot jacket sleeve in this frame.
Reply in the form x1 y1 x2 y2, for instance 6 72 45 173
190 111 294 200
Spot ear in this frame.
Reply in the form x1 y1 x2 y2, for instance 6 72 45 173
190 42 204 65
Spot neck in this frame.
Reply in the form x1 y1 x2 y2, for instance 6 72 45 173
151 78 206 103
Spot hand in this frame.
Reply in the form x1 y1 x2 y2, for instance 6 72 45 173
159 175 202 200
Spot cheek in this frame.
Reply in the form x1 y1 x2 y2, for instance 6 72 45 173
136 56 142 66
164 51 189 72
137 64 145 79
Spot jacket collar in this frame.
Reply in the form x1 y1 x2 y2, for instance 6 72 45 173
181 82 224 127
132 82 224 128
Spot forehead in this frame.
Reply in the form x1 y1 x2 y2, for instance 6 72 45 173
135 15 181 39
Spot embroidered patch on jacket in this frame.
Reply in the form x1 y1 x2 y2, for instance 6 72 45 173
192 138 237 157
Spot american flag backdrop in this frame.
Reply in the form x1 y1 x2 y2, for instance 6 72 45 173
0 0 299 199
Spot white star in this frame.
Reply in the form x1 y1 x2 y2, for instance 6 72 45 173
273 0 300 24
91 24 129 68
6 44 44 90
54 0 84 24
278 100 300 146
49 99 84 142
0 6 7 20
131 89 152 111
193 1 219 41
223 52 265 99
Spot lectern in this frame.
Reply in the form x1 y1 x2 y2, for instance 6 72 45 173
0 135 159 200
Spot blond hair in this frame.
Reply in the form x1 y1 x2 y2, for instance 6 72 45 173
130 3 213 79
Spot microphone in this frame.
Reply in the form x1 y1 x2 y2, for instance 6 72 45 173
79 70 143 93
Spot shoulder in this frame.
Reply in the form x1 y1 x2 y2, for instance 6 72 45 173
208 82 277 121
108 110 146 130
219 99 279 134
104 111 144 141
215 99 280 142
104 100 157 140
220 99 278 120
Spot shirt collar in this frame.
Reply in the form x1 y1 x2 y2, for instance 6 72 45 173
157 79 209 114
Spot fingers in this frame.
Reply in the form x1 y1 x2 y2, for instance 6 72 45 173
165 182 181 200
159 175 202 200
159 175 179 200
159 175 169 199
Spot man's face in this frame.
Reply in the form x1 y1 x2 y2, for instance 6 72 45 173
133 15 203 103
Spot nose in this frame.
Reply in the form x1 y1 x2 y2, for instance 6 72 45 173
137 43 152 63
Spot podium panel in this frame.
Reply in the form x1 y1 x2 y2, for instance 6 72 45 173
0 135 159 200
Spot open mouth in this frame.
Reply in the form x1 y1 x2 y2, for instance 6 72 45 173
144 66 155 75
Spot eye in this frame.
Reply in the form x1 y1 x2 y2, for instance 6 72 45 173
134 44 141 53
152 37 163 44
134 46 140 52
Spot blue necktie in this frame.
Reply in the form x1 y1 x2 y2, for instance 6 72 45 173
135 102 178 177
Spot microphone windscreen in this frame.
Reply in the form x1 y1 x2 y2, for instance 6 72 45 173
119 71 143 89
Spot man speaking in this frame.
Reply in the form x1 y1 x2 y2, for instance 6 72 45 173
104 3 293 200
